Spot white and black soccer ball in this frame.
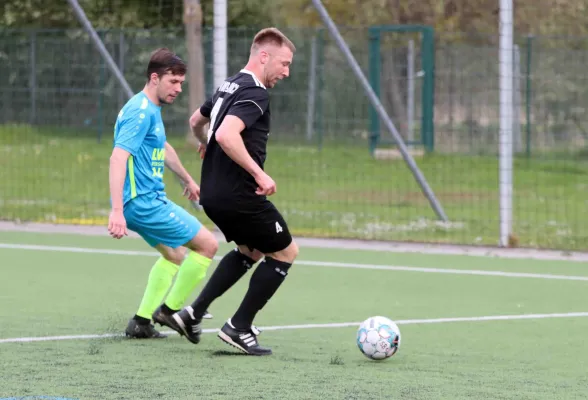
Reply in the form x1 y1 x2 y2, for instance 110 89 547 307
356 316 401 360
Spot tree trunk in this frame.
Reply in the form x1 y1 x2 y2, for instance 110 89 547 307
183 0 205 147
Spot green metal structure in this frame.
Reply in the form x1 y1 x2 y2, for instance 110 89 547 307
368 25 436 153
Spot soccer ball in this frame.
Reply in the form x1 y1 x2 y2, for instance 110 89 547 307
356 316 401 360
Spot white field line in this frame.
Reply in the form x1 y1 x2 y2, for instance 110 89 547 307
1 243 588 282
3 221 588 262
1 312 588 344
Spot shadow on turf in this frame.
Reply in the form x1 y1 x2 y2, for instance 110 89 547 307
208 350 248 357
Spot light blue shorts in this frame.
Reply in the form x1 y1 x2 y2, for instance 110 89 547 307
124 192 202 248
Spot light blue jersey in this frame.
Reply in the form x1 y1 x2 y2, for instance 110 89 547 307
114 92 166 205
112 91 202 248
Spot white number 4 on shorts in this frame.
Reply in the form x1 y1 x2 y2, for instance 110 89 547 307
275 221 283 233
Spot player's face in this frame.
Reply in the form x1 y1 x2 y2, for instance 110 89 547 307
157 73 185 104
264 45 293 88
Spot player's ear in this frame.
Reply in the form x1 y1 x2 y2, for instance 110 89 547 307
150 72 159 85
259 50 269 65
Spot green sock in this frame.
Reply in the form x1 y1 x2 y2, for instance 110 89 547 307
136 257 179 319
165 252 212 311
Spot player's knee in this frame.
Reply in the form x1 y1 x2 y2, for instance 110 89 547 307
197 236 218 259
207 238 219 258
288 240 299 261
161 247 186 265
267 240 298 264
237 245 264 263
202 231 219 257
187 227 218 259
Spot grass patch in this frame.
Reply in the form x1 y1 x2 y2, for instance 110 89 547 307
1 232 588 399
1 123 587 249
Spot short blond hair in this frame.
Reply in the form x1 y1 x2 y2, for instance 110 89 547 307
251 27 296 53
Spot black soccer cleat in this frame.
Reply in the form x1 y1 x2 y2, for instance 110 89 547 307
217 319 272 356
152 305 182 335
125 318 167 339
172 306 202 344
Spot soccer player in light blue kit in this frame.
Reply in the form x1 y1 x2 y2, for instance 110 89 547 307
108 48 218 339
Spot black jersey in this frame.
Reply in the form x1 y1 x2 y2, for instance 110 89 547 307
198 69 271 208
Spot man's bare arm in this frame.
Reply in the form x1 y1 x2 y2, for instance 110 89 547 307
109 147 130 211
189 108 211 144
164 142 195 184
215 115 264 179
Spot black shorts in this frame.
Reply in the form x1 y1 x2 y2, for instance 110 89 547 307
203 200 292 254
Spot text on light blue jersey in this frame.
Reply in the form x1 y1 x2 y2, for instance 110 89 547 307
113 92 167 205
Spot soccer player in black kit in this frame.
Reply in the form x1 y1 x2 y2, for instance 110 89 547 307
171 28 298 355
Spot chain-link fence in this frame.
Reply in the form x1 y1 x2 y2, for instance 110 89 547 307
435 33 588 155
1 27 586 250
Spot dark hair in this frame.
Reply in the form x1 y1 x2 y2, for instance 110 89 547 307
251 27 296 53
146 48 187 81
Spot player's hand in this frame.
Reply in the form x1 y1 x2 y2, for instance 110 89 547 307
255 171 276 196
183 179 201 201
197 143 206 160
108 209 128 239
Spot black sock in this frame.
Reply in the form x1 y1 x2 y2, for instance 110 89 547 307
231 257 292 330
160 303 176 315
133 315 151 325
190 249 255 318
